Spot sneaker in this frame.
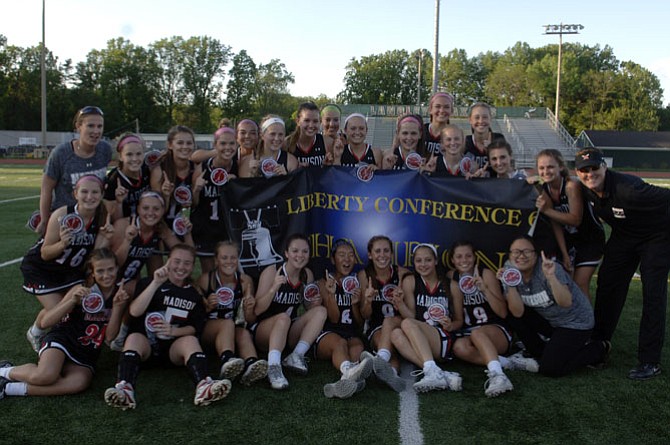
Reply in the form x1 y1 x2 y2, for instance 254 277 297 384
505 351 540 373
194 377 232 406
109 325 128 352
628 363 661 381
26 327 44 353
282 352 308 375
484 371 513 397
588 340 612 370
267 364 289 390
442 370 463 392
323 378 360 399
342 358 373 381
219 357 245 380
104 380 136 410
239 359 268 386
372 355 405 392
412 367 448 393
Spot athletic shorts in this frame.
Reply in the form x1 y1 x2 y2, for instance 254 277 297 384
40 330 101 372
454 323 513 350
570 241 604 268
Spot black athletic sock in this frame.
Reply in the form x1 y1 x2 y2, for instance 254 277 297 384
243 357 257 371
187 352 209 385
219 350 234 366
118 350 141 387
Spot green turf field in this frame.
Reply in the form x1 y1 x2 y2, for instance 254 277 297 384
0 165 668 445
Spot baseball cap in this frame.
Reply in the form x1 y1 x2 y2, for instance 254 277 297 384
575 148 605 170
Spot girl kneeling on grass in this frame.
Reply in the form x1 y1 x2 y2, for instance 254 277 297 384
197 241 268 386
502 236 609 377
104 244 231 409
1 248 128 399
252 234 327 390
391 244 462 393
317 239 372 399
448 241 533 398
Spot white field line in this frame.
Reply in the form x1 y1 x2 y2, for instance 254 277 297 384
399 361 423 445
0 195 39 204
0 257 22 268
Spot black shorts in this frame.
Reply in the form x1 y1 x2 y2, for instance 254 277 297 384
41 330 101 372
21 262 83 296
570 239 604 268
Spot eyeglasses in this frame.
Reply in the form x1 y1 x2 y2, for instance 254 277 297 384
76 106 104 119
577 165 601 173
509 249 535 258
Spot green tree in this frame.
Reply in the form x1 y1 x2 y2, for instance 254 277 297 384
253 59 294 118
150 37 187 130
223 50 258 121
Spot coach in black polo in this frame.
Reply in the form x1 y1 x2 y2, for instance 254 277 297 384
574 147 670 380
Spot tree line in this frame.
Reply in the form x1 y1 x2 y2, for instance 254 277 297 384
1 34 668 139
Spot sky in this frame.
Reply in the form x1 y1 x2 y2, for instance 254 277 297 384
5 0 670 106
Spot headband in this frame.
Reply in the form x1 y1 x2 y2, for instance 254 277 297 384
412 243 438 258
214 127 235 139
399 115 423 128
139 191 165 207
322 104 342 116
344 113 367 129
237 119 259 130
429 92 454 106
75 174 104 188
331 238 355 256
117 135 142 153
261 117 285 134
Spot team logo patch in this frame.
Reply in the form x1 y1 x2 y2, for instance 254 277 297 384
356 164 374 182
61 213 84 233
458 274 477 295
144 150 162 168
210 167 229 186
145 312 165 332
172 215 189 236
342 276 360 293
381 284 398 302
261 158 278 177
303 283 321 302
459 157 473 174
216 286 235 306
501 268 522 287
612 207 626 219
82 291 105 313
405 152 423 171
427 303 447 322
173 185 192 205
27 210 41 231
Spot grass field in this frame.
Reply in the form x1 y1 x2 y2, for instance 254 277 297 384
0 165 669 445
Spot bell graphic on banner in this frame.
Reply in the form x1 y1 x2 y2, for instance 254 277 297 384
239 209 282 268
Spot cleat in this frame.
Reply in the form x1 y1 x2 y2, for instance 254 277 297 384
442 370 463 392
26 328 44 353
267 364 289 390
342 358 373 381
194 377 232 406
628 363 661 381
505 351 539 373
355 379 366 393
104 380 136 410
323 378 359 399
372 355 405 392
412 368 448 393
0 360 12 369
588 340 612 370
484 371 513 397
0 377 8 400
282 352 308 375
219 357 245 381
239 359 268 386
360 350 375 362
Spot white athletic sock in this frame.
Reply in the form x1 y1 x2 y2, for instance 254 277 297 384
293 341 310 357
0 367 13 379
498 355 511 368
422 360 438 373
268 350 282 366
487 360 503 375
339 360 352 374
30 323 45 336
377 349 391 362
5 382 27 397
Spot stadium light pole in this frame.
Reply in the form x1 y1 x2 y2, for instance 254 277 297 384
432 0 440 94
40 0 47 150
544 23 583 123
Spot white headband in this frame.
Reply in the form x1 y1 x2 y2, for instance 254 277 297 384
261 117 285 133
344 113 367 129
412 243 438 259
